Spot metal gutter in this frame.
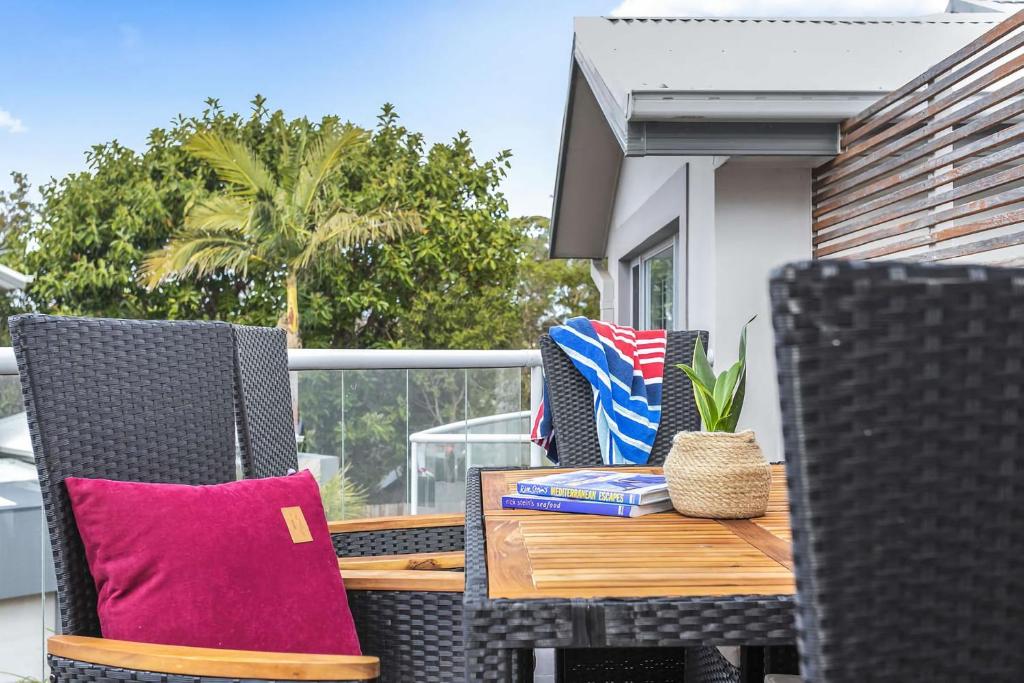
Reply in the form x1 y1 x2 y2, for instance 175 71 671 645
629 90 884 122
627 121 840 156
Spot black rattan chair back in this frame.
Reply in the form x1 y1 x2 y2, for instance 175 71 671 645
232 324 299 478
771 260 1024 682
11 314 298 637
538 329 708 466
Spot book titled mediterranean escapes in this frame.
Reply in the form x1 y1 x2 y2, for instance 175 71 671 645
515 470 669 506
500 493 672 518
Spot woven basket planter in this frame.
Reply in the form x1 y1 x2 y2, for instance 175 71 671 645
663 430 772 519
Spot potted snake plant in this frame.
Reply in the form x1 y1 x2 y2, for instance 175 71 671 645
663 316 772 519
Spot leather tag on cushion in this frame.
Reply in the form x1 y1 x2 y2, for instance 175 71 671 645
65 470 360 655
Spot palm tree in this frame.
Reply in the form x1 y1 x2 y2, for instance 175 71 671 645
141 125 420 347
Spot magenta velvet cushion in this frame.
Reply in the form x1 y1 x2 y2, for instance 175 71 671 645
65 470 360 655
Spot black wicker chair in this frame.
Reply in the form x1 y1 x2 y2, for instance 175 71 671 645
539 330 707 468
12 314 376 682
540 330 751 683
770 260 1024 682
11 315 464 683
233 323 466 682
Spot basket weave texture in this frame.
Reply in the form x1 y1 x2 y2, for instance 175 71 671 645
664 430 772 519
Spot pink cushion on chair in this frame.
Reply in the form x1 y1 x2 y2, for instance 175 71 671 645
65 470 360 656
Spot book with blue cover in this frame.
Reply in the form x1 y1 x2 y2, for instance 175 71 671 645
500 493 672 518
515 470 669 506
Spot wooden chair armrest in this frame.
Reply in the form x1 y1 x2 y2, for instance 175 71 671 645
339 569 464 592
338 550 464 571
48 635 379 681
327 513 464 534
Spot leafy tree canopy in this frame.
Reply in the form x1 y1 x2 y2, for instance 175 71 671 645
514 216 599 345
3 96 526 349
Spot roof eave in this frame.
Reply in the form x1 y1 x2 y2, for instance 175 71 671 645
550 41 628 260
549 39 580 259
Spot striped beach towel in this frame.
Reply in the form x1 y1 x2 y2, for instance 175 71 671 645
531 318 667 465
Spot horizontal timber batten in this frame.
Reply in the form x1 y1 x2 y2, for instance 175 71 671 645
814 136 1024 224
812 9 1024 264
842 23 1024 146
840 11 1024 134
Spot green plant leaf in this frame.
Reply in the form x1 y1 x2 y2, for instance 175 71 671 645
717 315 756 432
676 362 714 398
184 132 275 197
694 385 720 430
676 363 719 429
738 314 756 365
721 371 746 433
713 360 743 417
692 336 716 390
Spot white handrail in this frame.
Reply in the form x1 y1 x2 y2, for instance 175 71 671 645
288 348 541 370
410 433 530 444
0 347 542 375
408 410 530 439
0 348 14 375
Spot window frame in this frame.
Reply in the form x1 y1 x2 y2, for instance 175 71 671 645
630 236 680 331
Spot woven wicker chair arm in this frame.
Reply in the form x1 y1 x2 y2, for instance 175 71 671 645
48 635 380 681
329 514 465 566
327 513 464 533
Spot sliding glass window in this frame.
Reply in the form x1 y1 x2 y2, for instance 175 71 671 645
631 239 678 331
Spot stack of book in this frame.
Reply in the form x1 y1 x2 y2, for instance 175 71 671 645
501 470 672 518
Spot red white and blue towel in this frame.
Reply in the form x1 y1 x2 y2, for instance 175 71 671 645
531 318 667 465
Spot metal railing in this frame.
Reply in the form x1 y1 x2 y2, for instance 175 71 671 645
0 346 545 511
408 409 534 514
0 347 542 373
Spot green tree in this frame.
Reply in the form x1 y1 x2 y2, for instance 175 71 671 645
5 106 273 324
513 215 599 346
0 173 34 417
0 172 33 260
140 126 420 348
5 97 522 350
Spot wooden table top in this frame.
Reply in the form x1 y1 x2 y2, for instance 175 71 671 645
482 464 794 600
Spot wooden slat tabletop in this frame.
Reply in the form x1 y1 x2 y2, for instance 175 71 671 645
483 464 794 600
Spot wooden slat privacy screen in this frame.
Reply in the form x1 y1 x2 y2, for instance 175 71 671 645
812 11 1024 265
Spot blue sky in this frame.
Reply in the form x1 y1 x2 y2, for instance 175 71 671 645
0 1 614 217
0 0 945 217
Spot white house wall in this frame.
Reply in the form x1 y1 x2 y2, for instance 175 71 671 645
599 155 811 462
713 162 812 462
609 156 688 232
604 156 687 325
603 155 722 329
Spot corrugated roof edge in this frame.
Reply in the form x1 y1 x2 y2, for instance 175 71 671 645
602 16 1001 24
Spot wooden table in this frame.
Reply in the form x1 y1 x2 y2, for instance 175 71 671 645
482 464 793 600
463 465 798 682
